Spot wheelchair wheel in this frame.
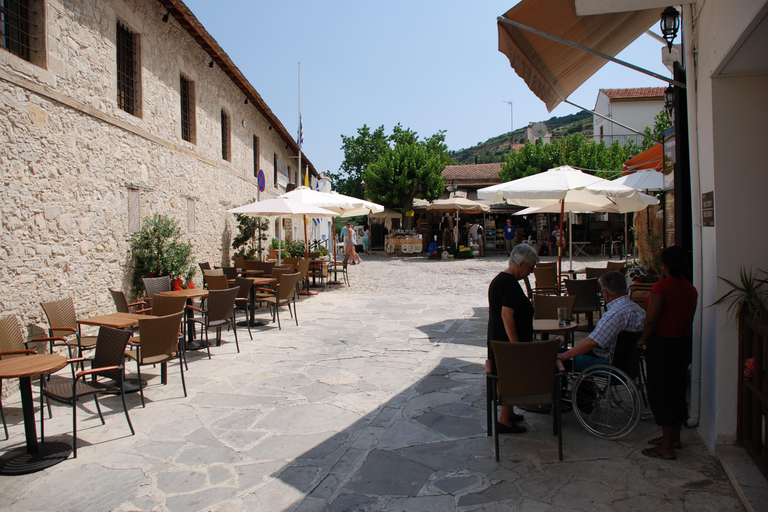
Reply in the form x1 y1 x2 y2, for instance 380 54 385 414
572 364 642 439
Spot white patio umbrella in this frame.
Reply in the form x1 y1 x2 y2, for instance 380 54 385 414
478 165 657 276
613 170 665 191
228 197 339 266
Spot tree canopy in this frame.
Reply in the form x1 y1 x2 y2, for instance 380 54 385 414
331 124 452 212
499 133 642 182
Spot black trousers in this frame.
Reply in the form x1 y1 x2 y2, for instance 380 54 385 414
645 334 692 426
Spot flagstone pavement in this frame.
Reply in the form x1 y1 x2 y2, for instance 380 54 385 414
0 253 745 511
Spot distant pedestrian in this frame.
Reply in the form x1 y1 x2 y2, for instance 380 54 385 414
503 219 516 255
362 224 371 255
345 222 362 264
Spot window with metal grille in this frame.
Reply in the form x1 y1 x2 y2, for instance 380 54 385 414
221 109 230 161
180 75 195 143
1 0 35 61
116 21 138 116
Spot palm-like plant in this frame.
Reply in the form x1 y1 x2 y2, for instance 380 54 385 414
712 267 768 323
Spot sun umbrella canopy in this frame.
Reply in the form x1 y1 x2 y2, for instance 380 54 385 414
477 165 657 214
228 197 339 218
613 170 665 191
278 187 352 213
327 191 384 217
425 196 491 214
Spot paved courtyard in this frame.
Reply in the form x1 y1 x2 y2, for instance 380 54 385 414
0 253 743 511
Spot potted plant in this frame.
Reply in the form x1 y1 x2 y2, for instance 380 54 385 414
232 210 270 261
712 267 768 324
130 214 196 297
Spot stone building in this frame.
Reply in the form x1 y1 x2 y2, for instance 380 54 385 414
0 0 318 330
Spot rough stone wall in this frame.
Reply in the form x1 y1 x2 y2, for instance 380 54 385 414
0 0 304 339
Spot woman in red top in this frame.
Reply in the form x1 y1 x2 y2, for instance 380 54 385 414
639 245 698 460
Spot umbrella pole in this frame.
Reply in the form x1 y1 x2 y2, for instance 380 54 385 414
557 200 564 285
328 217 343 285
278 215 283 266
569 212 573 271
300 214 318 295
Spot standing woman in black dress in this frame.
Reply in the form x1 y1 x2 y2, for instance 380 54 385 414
488 243 539 434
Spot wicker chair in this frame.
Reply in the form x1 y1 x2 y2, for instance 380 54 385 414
295 259 311 292
0 315 63 439
283 257 300 269
109 289 147 314
126 311 186 407
205 274 229 291
564 278 602 329
488 337 564 461
533 294 577 320
220 267 238 280
142 276 172 304
41 326 134 457
189 287 240 354
261 272 302 329
233 277 253 340
585 267 610 280
328 253 350 287
41 298 96 358
629 282 655 306
606 261 626 273
198 262 211 272
532 266 559 295
233 256 246 270
254 267 296 305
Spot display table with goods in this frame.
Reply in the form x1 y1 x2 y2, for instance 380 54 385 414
385 231 423 254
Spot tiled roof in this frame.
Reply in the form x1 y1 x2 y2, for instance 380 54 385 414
443 163 502 183
601 87 665 100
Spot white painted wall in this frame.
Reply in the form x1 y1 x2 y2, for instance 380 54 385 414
593 92 663 145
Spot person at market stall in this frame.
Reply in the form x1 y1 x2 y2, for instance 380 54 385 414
638 245 698 461
503 219 516 255
487 243 539 434
469 222 484 256
361 224 371 255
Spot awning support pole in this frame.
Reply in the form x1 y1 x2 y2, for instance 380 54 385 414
563 99 662 144
497 17 686 88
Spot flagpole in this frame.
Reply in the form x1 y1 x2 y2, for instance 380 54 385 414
297 62 302 188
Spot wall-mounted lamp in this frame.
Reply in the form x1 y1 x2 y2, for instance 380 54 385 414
162 12 170 23
208 60 214 68
664 85 675 123
660 6 680 52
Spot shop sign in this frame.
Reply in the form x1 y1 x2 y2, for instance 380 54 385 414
702 191 714 227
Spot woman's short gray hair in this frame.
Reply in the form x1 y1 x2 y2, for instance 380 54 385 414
509 244 539 268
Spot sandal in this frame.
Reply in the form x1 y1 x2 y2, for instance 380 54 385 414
648 437 682 449
641 447 676 460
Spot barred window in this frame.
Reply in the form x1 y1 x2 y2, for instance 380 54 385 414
1 0 37 62
253 135 259 177
221 109 230 161
116 21 139 116
180 75 195 143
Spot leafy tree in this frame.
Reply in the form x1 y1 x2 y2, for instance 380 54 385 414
327 124 389 198
130 214 195 297
642 110 672 150
231 209 270 261
362 127 451 212
499 133 641 182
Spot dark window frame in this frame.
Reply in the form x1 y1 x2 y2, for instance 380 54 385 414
1 0 34 61
180 74 195 143
116 20 139 116
253 135 259 177
221 108 230 161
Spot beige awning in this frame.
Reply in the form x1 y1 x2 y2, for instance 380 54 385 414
498 0 661 112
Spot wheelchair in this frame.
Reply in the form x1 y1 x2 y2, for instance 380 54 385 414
566 330 645 440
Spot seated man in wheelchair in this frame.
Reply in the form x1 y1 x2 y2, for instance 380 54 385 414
557 271 645 371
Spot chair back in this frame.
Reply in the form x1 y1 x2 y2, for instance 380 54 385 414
151 294 187 316
537 261 557 269
271 267 293 280
110 289 131 313
206 287 239 322
564 278 601 310
340 253 350 267
277 273 301 301
137 311 184 359
0 315 27 357
203 268 224 276
296 260 310 280
233 256 246 270
610 331 643 380
252 261 275 273
242 260 260 271
533 294 577 320
523 275 533 298
91 326 133 382
585 267 610 280
628 282 654 304
308 251 321 259
220 267 238 280
274 264 295 272
491 337 562 404
283 257 300 268
199 262 211 272
234 277 253 300
206 274 229 291
533 266 557 289
40 297 77 337
606 261 626 273
143 276 172 300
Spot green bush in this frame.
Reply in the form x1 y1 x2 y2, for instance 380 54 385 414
130 214 195 297
286 240 306 257
232 206 270 260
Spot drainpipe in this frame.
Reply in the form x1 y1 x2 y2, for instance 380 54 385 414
683 3 703 427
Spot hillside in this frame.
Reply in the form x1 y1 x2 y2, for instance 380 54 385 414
450 111 593 165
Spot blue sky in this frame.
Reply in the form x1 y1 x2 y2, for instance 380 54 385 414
184 1 671 174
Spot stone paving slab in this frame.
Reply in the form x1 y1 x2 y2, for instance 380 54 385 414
0 254 745 511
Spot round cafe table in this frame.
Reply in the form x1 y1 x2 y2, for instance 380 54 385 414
0 354 71 475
